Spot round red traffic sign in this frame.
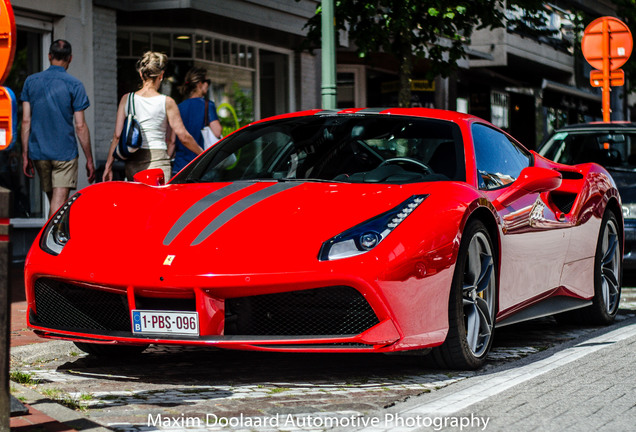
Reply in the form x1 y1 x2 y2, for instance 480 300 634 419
0 0 15 85
582 16 632 71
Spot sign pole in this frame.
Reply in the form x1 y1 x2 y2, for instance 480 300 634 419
321 0 337 109
602 19 611 122
582 16 633 122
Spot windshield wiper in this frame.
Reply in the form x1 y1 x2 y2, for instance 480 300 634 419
279 177 345 183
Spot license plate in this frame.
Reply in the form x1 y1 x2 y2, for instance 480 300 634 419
131 310 199 336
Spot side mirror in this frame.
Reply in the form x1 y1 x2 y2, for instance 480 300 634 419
494 166 562 208
133 168 165 186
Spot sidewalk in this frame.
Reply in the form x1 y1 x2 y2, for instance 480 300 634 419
9 262 83 432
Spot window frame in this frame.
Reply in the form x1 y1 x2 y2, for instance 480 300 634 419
471 122 533 191
9 18 52 227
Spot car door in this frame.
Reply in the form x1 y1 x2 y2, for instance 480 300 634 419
471 123 572 316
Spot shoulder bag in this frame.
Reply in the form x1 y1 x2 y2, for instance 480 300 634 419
113 92 143 160
201 98 220 150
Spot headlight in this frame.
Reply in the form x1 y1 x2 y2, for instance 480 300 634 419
319 195 428 261
623 204 636 219
40 194 80 255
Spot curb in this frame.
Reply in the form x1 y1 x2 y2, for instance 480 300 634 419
11 382 113 432
11 340 78 365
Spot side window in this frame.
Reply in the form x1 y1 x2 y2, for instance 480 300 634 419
472 123 531 190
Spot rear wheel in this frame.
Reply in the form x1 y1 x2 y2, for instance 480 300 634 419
430 220 496 370
555 209 622 325
586 210 622 324
74 342 149 357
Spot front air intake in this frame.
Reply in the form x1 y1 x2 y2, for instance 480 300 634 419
225 286 379 336
33 278 131 332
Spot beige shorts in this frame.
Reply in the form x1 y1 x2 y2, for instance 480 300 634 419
125 148 171 182
34 158 79 193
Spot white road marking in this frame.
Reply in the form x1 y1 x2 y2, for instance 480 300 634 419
400 322 636 417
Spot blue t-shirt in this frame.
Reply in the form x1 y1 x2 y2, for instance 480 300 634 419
173 97 219 174
21 65 90 161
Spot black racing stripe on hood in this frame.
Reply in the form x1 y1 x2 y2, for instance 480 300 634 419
191 182 303 246
163 182 256 246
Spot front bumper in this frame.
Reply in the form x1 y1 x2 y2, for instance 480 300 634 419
27 276 405 352
25 230 457 353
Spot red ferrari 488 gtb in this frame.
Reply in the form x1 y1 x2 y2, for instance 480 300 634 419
25 108 623 369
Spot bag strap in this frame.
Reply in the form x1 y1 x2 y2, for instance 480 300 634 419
203 97 209 128
127 92 136 116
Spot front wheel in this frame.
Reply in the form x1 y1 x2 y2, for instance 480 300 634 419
430 220 497 370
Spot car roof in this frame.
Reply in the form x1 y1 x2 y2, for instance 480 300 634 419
259 107 489 125
553 122 636 133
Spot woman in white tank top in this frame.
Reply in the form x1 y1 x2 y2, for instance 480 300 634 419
103 51 203 182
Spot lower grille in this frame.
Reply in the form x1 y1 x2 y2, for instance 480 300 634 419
225 286 379 336
33 278 131 332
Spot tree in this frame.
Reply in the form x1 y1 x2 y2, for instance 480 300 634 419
301 0 548 107
614 0 636 95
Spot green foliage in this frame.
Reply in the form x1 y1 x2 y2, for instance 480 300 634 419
10 370 39 385
613 0 636 94
218 82 253 136
301 0 546 107
229 82 253 128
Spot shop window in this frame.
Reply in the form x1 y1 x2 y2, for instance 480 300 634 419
131 32 150 57
153 33 171 56
213 39 221 63
456 97 469 113
173 34 192 58
238 45 247 67
491 91 509 129
0 29 46 220
117 28 291 126
222 41 230 64
336 66 366 108
260 50 289 118
246 47 255 69
195 36 210 60
117 31 130 57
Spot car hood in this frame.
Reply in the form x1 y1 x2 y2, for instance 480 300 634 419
61 181 441 277
607 168 636 203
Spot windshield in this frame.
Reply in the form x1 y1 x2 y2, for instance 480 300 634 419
172 115 465 184
539 130 636 171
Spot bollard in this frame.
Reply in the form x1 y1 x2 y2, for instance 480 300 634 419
0 186 11 430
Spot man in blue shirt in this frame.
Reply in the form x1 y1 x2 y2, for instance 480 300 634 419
21 39 95 218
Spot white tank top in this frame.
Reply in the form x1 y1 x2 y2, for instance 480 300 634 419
127 93 168 150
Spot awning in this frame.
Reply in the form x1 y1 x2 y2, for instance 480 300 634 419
541 79 601 103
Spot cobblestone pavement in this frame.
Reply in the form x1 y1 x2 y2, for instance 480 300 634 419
449 330 636 432
10 288 636 431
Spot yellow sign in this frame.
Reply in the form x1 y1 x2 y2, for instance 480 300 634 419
381 80 436 94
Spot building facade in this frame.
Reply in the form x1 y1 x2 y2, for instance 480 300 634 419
463 0 624 149
3 0 321 258
1 0 633 258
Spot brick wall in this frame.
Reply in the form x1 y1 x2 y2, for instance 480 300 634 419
92 6 118 166
297 51 319 111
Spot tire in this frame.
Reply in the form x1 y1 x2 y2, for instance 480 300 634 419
555 209 622 325
74 342 149 357
584 209 622 324
430 220 497 370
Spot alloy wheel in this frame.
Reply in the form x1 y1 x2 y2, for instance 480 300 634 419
462 232 495 357
600 218 621 314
